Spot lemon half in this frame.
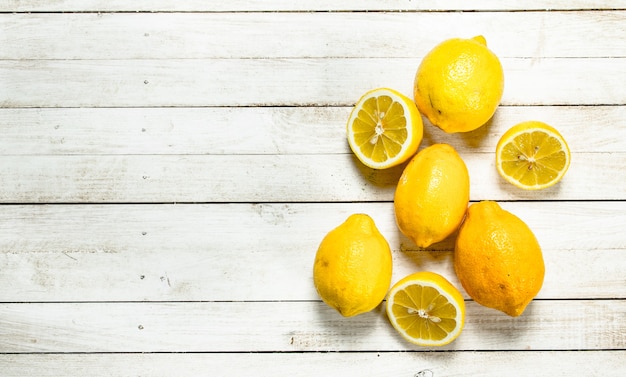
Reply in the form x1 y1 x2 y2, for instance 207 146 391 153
347 88 423 169
496 121 571 190
386 271 465 346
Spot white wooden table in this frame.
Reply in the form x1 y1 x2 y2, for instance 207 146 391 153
1 1 625 375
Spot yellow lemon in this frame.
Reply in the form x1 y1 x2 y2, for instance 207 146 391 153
386 271 465 347
454 201 545 317
496 121 571 190
394 144 470 248
414 35 504 133
347 88 423 169
313 214 393 317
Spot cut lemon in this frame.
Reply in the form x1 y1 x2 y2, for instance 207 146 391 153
386 271 465 347
347 88 423 169
496 121 571 190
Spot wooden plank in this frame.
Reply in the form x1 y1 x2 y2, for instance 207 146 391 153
4 246 623 302
2 0 624 12
0 106 623 155
0 152 622 203
2 12 625 59
1 351 625 376
0 300 624 352
0 58 623 108
0 202 623 302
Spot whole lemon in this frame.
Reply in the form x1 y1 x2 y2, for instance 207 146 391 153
394 144 469 248
313 214 393 317
414 35 504 133
454 201 545 317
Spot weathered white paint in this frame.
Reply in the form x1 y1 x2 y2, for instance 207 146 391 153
0 351 623 377
0 3 624 375
0 58 624 107
0 153 622 202
0 203 623 302
2 12 625 59
0 106 624 155
0 301 624 352
2 0 625 12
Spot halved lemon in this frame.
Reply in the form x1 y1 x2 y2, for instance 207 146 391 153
347 88 423 169
496 121 571 190
386 271 465 347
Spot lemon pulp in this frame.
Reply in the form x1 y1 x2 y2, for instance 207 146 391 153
496 121 570 190
386 271 465 346
347 88 423 169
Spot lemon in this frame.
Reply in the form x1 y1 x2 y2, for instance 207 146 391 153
347 88 423 169
454 201 545 317
394 144 470 248
414 35 504 133
496 121 571 190
313 214 393 317
386 271 465 347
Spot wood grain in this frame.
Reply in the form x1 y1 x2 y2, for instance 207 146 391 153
1 106 624 155
0 153 622 203
1 58 624 108
3 0 625 12
0 300 624 352
2 12 625 59
0 202 623 302
1 351 624 377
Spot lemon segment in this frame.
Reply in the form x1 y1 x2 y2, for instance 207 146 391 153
496 121 571 190
386 271 465 347
347 88 423 169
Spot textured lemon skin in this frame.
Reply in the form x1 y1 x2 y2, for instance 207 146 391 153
394 144 470 248
386 271 466 347
414 36 504 133
454 201 545 317
313 214 393 317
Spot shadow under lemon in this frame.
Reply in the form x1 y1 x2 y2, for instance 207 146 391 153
306 299 388 350
393 228 459 287
465 298 537 349
349 152 407 189
347 108 498 189
421 113 495 151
